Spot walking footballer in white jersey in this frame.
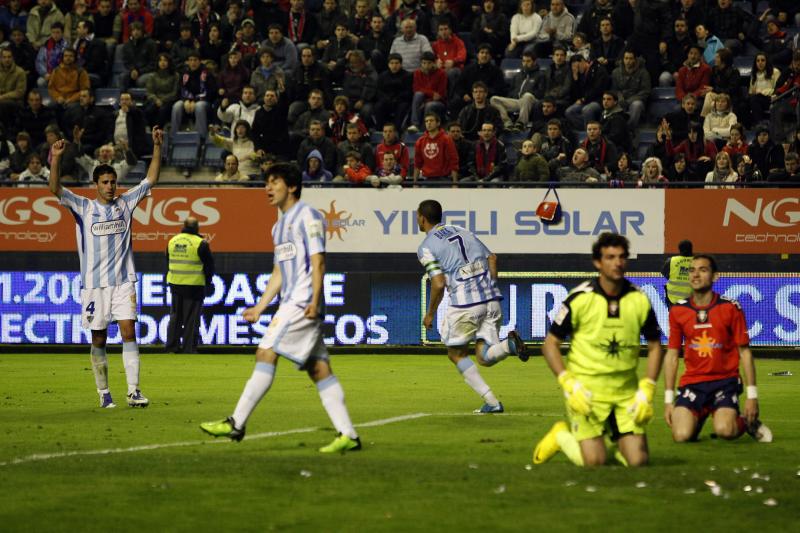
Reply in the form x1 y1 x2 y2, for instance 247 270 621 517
200 162 361 453
417 199 529 414
48 128 164 409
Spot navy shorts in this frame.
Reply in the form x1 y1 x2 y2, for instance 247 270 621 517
675 376 742 416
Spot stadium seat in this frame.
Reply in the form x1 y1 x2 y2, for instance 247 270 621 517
734 56 754 78
403 130 422 145
458 32 475 60
500 58 521 84
36 86 53 108
637 128 657 145
501 130 527 146
537 58 553 71
506 145 518 166
575 130 587 144
637 142 653 163
650 87 677 100
95 87 120 107
122 160 146 183
170 132 200 167
128 87 148 103
202 143 225 169
369 130 383 145
647 99 680 124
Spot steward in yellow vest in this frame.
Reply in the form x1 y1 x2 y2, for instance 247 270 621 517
662 240 693 305
165 217 214 354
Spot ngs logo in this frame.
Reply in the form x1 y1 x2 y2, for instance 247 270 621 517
0 197 61 226
133 197 221 226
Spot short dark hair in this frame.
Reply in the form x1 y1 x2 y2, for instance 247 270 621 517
78 19 94 33
678 239 693 255
268 23 283 32
51 22 64 31
387 53 403 63
472 81 488 92
591 232 630 260
418 199 442 225
692 254 718 273
267 162 302 199
93 164 117 182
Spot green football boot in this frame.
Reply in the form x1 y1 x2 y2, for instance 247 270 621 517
200 416 245 442
319 433 362 453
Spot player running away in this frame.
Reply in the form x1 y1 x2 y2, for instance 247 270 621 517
664 254 772 443
417 199 528 414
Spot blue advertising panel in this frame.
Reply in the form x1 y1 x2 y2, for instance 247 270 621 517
1 272 798 346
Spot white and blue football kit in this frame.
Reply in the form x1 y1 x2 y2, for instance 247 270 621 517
259 200 329 366
418 224 504 347
59 180 151 329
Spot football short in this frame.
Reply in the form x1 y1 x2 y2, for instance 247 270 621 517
258 303 328 369
81 281 138 330
675 376 742 417
440 299 502 347
567 388 645 442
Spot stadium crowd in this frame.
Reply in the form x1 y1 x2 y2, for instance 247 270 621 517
1 0 800 186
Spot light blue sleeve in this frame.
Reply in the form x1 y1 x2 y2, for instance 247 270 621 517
302 208 326 256
120 178 152 210
59 187 87 214
418 238 443 277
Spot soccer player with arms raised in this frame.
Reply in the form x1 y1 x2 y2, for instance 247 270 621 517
664 254 772 443
201 163 361 453
48 127 164 409
533 233 663 467
417 199 528 414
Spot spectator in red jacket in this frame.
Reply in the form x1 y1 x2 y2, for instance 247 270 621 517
409 51 447 132
431 20 465 95
675 45 711 102
413 111 459 184
339 150 371 184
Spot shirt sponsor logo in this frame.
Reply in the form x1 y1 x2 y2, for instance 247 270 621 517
91 218 126 236
275 242 297 261
457 260 486 280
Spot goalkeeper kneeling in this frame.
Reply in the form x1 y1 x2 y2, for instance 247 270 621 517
532 233 664 467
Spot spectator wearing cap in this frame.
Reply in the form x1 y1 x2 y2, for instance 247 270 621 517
389 18 432 73
449 44 505 117
409 51 446 132
121 20 157 89
232 18 260 70
263 24 298 75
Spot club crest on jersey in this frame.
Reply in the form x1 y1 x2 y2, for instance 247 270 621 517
607 300 619 318
423 141 440 159
697 309 708 323
91 218 126 236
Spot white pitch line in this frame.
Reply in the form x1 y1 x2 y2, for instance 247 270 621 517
0 412 431 467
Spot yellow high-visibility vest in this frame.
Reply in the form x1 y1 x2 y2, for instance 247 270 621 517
167 233 205 286
666 255 693 304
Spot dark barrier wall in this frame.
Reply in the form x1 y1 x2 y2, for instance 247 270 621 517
2 270 798 346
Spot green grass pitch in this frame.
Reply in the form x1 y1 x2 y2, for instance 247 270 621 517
0 353 798 532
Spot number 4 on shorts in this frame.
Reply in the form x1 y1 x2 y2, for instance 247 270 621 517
86 301 95 314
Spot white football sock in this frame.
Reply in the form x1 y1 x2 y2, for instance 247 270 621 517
231 362 275 429
482 339 512 366
317 375 358 439
121 341 140 395
90 345 109 392
456 358 499 406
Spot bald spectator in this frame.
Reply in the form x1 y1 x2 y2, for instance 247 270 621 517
558 147 603 182
389 18 432 73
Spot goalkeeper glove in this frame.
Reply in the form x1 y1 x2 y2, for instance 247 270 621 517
628 377 657 426
558 370 593 416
